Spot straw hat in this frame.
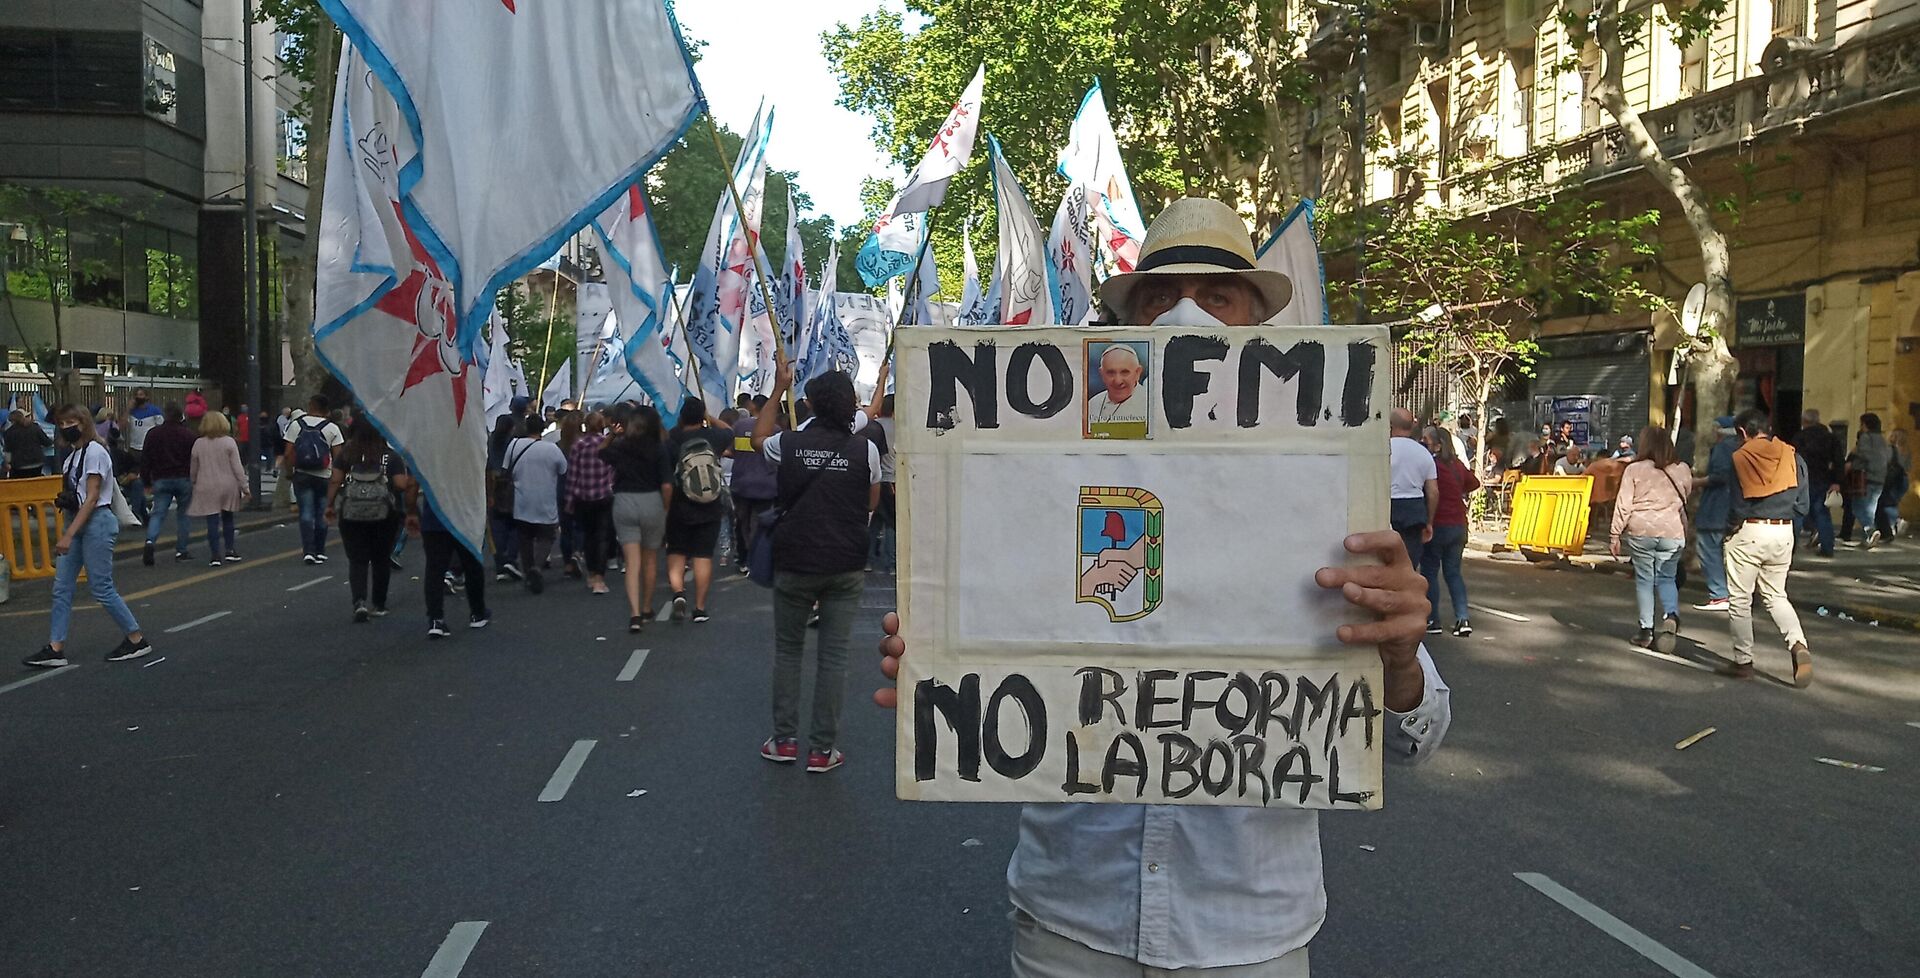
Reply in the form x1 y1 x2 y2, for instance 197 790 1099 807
1099 197 1293 322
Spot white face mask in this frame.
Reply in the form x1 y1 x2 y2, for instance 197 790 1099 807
1146 297 1228 328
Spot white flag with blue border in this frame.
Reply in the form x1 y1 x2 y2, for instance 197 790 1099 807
856 65 984 285
1256 199 1327 326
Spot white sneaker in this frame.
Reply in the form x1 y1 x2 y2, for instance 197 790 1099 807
1692 598 1730 612
1866 530 1883 550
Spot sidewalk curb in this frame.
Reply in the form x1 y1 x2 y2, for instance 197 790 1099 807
1467 535 1920 632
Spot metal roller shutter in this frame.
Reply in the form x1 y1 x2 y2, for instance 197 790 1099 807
1532 331 1651 448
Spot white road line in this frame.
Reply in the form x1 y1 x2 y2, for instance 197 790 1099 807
419 921 489 978
1906 721 1920 729
286 574 333 592
616 649 651 682
538 739 598 802
164 611 232 634
1470 603 1532 623
1623 645 1717 673
0 666 79 696
1515 873 1718 978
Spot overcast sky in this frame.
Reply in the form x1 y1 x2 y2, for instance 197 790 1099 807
675 0 909 231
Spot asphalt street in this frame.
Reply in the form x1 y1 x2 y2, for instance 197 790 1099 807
2 519 1916 977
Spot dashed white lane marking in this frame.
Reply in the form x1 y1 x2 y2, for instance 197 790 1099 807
419 921 489 978
616 649 651 682
0 666 79 696
1515 873 1717 978
164 611 232 634
1469 604 1531 622
1906 721 1920 729
286 574 333 592
538 739 598 802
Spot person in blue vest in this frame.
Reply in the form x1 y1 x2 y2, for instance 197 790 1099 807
750 361 880 774
1691 416 1739 613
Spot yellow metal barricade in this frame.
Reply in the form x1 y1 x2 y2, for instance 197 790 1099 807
0 475 67 581
1505 475 1594 552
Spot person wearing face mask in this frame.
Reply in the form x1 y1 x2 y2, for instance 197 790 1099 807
875 198 1450 978
23 407 152 668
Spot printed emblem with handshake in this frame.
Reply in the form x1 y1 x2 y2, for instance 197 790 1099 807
1079 537 1146 599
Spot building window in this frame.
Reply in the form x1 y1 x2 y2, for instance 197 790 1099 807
0 29 144 115
1305 142 1325 198
1514 59 1536 150
1580 45 1602 132
1773 0 1810 37
1679 33 1709 95
278 110 309 184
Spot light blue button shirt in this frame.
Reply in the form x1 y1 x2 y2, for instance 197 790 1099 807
1007 645 1452 970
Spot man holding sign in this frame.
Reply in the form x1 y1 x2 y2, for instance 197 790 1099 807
877 199 1451 976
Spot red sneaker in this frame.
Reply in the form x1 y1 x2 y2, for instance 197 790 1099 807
806 748 844 773
760 736 798 763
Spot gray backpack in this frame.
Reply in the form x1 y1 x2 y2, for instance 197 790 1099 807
339 454 395 522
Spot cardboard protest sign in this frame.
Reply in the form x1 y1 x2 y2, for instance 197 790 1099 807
893 325 1391 810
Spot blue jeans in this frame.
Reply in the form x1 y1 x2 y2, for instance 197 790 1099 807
1850 485 1882 539
293 472 330 556
1804 479 1834 552
144 476 193 552
1694 529 1728 601
204 511 236 559
1420 522 1469 624
49 509 141 645
123 477 148 524
1624 534 1683 628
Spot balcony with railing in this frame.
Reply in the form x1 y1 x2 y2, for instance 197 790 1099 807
1447 20 1920 213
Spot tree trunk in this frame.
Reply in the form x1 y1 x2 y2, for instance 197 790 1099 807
282 27 337 397
1589 6 1736 468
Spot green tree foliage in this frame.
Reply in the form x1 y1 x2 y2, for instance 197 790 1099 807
1336 190 1663 475
822 0 1317 297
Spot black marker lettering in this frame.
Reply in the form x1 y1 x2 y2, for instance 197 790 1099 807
1216 672 1259 735
1136 669 1180 729
1340 676 1382 750
1006 343 1073 418
1233 734 1271 804
1102 731 1149 798
914 674 982 782
1062 731 1100 796
1257 671 1293 739
1200 740 1235 797
1158 732 1201 798
1237 339 1325 428
982 674 1047 779
1292 674 1342 755
1273 743 1324 805
1180 670 1227 731
1162 335 1228 428
1076 666 1128 726
1341 341 1375 426
926 341 998 430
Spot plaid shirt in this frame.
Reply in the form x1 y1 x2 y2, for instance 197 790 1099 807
566 433 615 503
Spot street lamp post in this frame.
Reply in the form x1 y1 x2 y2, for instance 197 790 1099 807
241 0 264 506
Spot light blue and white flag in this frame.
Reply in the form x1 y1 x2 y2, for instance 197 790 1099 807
988 135 1054 326
856 65 985 286
1059 79 1146 277
778 185 808 350
311 0 699 555
1256 199 1327 326
958 223 990 325
681 105 773 408
909 237 940 326
481 306 516 426
794 241 837 383
592 184 688 418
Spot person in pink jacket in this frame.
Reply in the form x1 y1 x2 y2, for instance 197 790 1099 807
1609 426 1694 649
189 410 249 566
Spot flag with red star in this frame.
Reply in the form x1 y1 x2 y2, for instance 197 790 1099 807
310 0 699 556
856 65 985 287
1047 187 1095 325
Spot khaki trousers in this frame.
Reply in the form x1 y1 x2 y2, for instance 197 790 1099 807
1010 911 1309 978
1725 521 1805 664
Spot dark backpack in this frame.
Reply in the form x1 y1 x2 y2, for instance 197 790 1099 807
292 419 331 471
491 442 532 515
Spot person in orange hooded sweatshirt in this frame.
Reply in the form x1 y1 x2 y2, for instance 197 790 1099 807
1722 408 1813 687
